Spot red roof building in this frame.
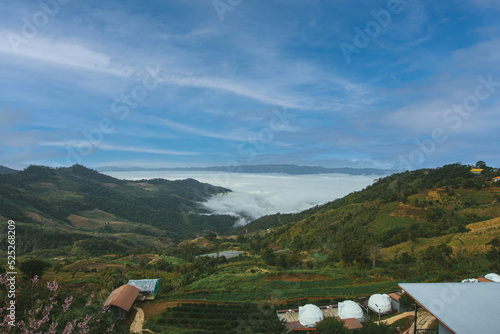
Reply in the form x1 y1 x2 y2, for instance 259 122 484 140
104 284 141 318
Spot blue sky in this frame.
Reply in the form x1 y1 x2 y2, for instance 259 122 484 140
1 0 499 170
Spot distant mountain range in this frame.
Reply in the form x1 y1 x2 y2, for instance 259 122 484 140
0 165 17 174
97 164 395 175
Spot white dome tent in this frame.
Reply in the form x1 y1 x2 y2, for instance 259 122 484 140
368 294 392 314
298 304 324 328
338 300 364 321
485 273 500 282
461 278 479 283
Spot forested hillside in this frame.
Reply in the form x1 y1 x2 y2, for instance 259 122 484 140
0 164 236 255
238 162 500 278
0 165 17 174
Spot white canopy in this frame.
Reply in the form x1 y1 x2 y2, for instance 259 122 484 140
485 273 500 282
338 300 364 321
368 294 392 314
298 304 324 328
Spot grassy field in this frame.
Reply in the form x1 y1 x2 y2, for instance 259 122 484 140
369 202 415 233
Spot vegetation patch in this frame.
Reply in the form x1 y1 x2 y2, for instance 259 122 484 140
264 273 332 282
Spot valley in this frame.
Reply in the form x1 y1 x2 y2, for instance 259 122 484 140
1 163 499 333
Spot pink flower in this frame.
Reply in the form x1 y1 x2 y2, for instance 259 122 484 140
63 322 74 334
31 275 39 283
49 322 58 334
62 296 73 312
47 280 59 292
16 320 25 330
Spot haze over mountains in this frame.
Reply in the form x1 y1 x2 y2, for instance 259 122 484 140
102 167 387 226
97 164 395 175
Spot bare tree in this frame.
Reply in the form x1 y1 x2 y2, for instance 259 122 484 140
65 260 90 279
366 244 383 268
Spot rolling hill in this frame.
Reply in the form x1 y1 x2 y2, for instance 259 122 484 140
2 162 499 334
237 163 500 272
0 164 236 256
0 165 17 174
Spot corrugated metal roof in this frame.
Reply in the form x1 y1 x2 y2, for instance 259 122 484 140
127 279 159 293
104 284 140 311
195 250 244 259
399 283 500 334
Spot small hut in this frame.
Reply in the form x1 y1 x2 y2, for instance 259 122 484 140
298 304 324 328
338 300 364 322
368 294 392 314
104 284 140 319
127 279 160 300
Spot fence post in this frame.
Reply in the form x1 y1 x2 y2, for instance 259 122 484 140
414 302 418 334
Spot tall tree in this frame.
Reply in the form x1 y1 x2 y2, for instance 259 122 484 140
18 258 51 280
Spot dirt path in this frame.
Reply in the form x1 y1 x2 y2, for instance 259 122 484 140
130 306 145 333
381 311 414 325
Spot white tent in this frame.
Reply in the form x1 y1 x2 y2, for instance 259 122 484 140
485 273 500 282
462 278 479 283
338 300 364 321
298 304 324 328
368 294 392 314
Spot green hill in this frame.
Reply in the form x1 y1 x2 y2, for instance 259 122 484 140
238 163 500 272
0 164 236 256
3 162 499 333
0 165 17 174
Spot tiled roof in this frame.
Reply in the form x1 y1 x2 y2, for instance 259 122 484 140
388 292 401 301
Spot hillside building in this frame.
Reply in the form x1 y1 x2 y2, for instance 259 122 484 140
104 284 140 319
367 294 392 314
387 291 410 312
277 303 363 332
484 273 500 282
127 279 160 300
470 168 483 175
338 300 364 322
298 304 324 328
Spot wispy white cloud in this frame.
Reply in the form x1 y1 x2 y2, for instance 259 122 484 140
39 141 198 156
0 33 127 76
99 144 198 156
160 117 250 142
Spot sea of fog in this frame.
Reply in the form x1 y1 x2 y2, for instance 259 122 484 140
104 171 384 226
